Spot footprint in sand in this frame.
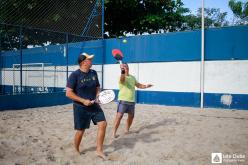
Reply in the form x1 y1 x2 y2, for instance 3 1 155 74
108 153 122 161
0 152 5 159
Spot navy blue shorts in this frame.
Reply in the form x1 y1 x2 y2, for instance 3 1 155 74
73 103 106 130
117 101 135 115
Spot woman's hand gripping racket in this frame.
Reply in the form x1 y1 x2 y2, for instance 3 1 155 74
112 49 124 64
93 90 115 104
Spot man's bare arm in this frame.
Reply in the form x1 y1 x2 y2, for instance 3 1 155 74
135 83 153 89
66 87 92 106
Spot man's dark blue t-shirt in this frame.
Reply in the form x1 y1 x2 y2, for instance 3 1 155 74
67 69 100 105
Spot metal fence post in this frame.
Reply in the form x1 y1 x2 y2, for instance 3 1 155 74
66 33 69 82
19 26 23 94
101 0 104 90
0 27 2 94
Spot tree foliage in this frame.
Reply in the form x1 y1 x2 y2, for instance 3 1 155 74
1 0 242 50
0 0 100 50
104 0 233 37
0 0 97 35
104 0 189 37
183 8 228 31
228 0 248 19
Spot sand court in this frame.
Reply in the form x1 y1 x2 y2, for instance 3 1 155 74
0 103 248 165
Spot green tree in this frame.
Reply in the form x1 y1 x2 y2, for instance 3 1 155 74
183 8 228 30
228 0 248 19
104 0 189 37
204 8 228 27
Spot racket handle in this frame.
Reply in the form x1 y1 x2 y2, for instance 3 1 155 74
92 96 99 104
119 60 122 64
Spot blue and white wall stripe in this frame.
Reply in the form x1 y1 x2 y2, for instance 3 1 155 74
1 26 248 110
103 26 248 110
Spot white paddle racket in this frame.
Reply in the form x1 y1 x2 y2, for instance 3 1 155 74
94 90 115 104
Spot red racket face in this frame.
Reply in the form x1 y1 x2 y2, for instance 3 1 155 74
112 49 124 60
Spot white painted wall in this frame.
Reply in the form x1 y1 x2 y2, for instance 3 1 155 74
1 64 103 91
2 61 248 95
205 60 248 94
103 61 248 94
138 62 200 92
103 62 201 92
103 63 139 90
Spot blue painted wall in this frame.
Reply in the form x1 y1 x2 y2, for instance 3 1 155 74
0 92 71 110
104 26 248 64
204 93 248 110
105 31 201 64
1 40 104 68
2 26 248 68
112 89 200 107
0 85 65 95
205 26 248 60
113 90 248 110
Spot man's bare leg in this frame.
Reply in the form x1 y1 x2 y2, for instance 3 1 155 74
96 121 107 160
74 130 85 154
125 113 134 134
112 112 123 138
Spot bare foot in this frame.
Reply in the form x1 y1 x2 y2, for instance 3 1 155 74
96 151 107 160
75 149 81 155
112 134 119 139
124 130 129 134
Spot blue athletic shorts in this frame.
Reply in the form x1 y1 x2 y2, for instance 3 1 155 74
73 103 106 130
117 101 135 115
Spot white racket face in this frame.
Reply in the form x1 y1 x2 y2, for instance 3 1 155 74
98 90 115 104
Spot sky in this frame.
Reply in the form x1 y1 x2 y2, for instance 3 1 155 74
182 0 247 22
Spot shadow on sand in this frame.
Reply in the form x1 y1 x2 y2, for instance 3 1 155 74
82 118 177 154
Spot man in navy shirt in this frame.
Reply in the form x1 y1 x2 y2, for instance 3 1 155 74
66 52 107 159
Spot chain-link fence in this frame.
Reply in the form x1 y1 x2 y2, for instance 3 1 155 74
0 0 104 96
0 24 104 95
0 0 103 37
